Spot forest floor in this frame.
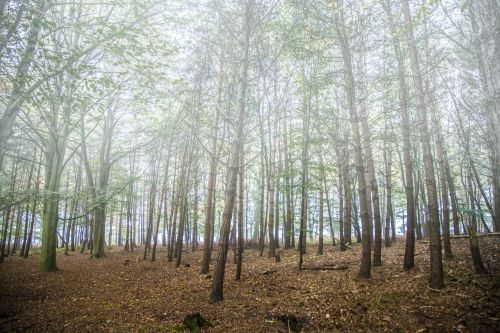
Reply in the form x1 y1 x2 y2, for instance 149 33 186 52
0 237 499 333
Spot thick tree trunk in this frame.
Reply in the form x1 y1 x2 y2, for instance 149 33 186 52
40 133 68 271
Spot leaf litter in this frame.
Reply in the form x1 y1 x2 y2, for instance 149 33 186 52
0 237 498 332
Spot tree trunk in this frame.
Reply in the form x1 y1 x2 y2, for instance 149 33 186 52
0 1 48 171
383 124 393 248
210 0 252 304
175 138 194 268
236 147 244 280
298 73 311 270
358 36 382 266
383 0 417 269
423 14 452 259
402 0 444 288
338 170 346 251
267 113 277 257
200 50 223 274
283 110 292 249
445 159 460 235
24 155 43 258
334 1 371 278
469 0 500 232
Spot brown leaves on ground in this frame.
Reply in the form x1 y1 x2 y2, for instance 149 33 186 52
0 237 499 332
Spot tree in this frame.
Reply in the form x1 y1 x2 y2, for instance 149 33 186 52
200 49 224 275
402 0 444 289
468 0 500 233
210 0 253 303
382 0 417 270
334 0 371 279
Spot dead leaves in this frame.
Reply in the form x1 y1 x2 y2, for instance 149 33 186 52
0 238 498 332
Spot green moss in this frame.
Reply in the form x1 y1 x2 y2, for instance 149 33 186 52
170 324 186 332
183 313 212 332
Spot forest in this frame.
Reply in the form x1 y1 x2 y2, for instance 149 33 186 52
0 0 499 332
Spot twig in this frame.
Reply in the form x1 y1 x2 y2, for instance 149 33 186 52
425 284 445 293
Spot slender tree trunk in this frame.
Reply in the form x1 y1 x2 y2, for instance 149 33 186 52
192 170 199 252
344 166 353 245
168 162 181 261
175 139 194 268
469 0 500 232
210 0 252 303
338 170 346 251
383 0 417 269
20 156 36 255
24 155 43 258
200 51 223 274
0 1 48 171
358 37 382 266
283 111 292 249
267 114 277 257
64 162 82 255
446 159 460 235
298 76 311 270
236 147 244 280
258 163 266 256
334 1 371 277
1 151 21 263
383 127 393 248
402 0 443 288
423 15 452 259
324 176 335 247
144 158 159 260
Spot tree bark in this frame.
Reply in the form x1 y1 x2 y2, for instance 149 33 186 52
383 0 417 269
200 50 223 274
469 0 500 232
402 0 444 288
334 1 371 278
210 0 252 303
236 147 244 280
0 1 48 171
